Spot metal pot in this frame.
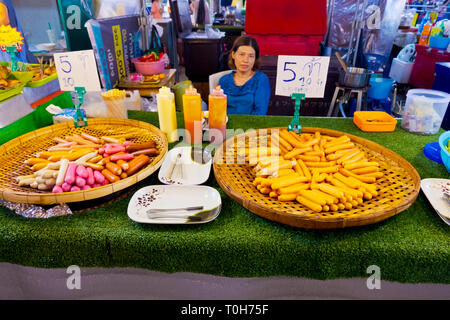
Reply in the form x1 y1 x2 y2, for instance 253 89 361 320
338 67 372 88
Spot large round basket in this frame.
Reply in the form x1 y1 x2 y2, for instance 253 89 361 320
0 118 168 205
213 127 421 229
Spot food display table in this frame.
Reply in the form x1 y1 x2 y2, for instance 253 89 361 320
117 69 177 97
0 112 449 295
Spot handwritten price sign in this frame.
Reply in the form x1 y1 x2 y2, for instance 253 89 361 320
275 56 330 98
54 50 101 92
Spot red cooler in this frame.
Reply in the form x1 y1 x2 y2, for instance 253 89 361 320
409 45 450 89
244 0 326 56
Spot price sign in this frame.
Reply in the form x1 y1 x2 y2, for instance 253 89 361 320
54 50 101 92
275 55 330 98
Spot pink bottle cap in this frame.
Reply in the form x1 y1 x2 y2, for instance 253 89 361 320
211 85 226 97
184 86 199 95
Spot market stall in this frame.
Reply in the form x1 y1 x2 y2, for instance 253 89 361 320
0 0 449 302
0 111 449 285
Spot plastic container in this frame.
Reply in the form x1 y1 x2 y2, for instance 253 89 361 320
353 111 397 132
389 58 414 84
367 77 395 100
429 36 450 50
156 86 178 143
182 86 202 145
438 130 450 172
173 80 192 112
245 34 323 56
433 62 450 130
208 86 227 143
132 57 165 75
244 0 325 56
409 45 450 89
101 89 127 119
125 90 142 111
244 0 327 35
401 89 450 135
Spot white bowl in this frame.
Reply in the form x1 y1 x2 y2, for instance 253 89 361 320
36 43 56 51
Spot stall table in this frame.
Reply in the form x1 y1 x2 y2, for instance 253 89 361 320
0 113 449 298
117 69 177 97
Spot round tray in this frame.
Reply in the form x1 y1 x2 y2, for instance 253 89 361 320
0 118 168 205
213 127 421 229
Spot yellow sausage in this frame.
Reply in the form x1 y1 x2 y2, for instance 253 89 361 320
271 175 308 190
283 147 312 160
279 130 303 148
31 162 49 171
333 172 362 189
310 166 340 174
296 155 321 162
325 142 355 154
259 187 272 194
336 150 361 164
304 161 336 167
278 193 297 201
329 178 363 199
341 152 365 165
25 158 50 166
271 169 296 178
351 166 379 175
296 195 322 212
269 191 279 198
323 135 350 149
299 189 327 206
339 168 376 183
277 135 293 151
278 183 309 194
344 161 380 170
360 172 384 179
304 151 324 157
318 183 345 199
296 158 311 180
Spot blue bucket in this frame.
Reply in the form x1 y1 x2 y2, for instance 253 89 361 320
429 36 450 50
368 77 394 100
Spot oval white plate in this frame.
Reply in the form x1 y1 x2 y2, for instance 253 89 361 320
420 178 450 226
158 146 212 185
127 185 222 224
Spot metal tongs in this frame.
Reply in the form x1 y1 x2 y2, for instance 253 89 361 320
168 152 183 180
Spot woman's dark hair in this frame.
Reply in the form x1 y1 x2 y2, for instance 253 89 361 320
228 35 261 71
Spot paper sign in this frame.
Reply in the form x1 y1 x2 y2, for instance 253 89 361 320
54 50 101 92
275 56 330 98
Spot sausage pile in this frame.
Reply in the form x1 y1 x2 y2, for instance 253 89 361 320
15 132 159 193
245 130 382 213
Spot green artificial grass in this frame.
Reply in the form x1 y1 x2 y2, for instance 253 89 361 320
0 112 449 284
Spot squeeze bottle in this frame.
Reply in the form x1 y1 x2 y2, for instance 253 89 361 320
182 86 202 145
208 86 227 143
156 86 178 143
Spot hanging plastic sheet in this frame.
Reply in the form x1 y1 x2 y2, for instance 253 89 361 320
326 0 404 69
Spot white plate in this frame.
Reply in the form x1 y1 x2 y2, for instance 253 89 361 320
127 185 222 224
158 146 212 185
420 178 450 226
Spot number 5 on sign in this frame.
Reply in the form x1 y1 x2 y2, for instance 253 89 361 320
275 55 330 98
54 50 101 92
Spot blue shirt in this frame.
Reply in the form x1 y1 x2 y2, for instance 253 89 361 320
218 71 271 115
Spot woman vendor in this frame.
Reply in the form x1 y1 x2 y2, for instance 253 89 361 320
218 35 270 115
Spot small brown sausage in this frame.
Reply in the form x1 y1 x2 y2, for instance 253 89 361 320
105 162 123 176
131 148 159 157
101 169 120 183
126 141 156 153
126 154 150 176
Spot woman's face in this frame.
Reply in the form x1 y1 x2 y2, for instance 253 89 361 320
232 45 256 73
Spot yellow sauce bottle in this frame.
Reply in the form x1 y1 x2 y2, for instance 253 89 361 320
182 86 202 145
156 86 178 143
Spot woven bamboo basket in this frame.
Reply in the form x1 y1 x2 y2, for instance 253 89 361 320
0 118 168 205
213 127 421 229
